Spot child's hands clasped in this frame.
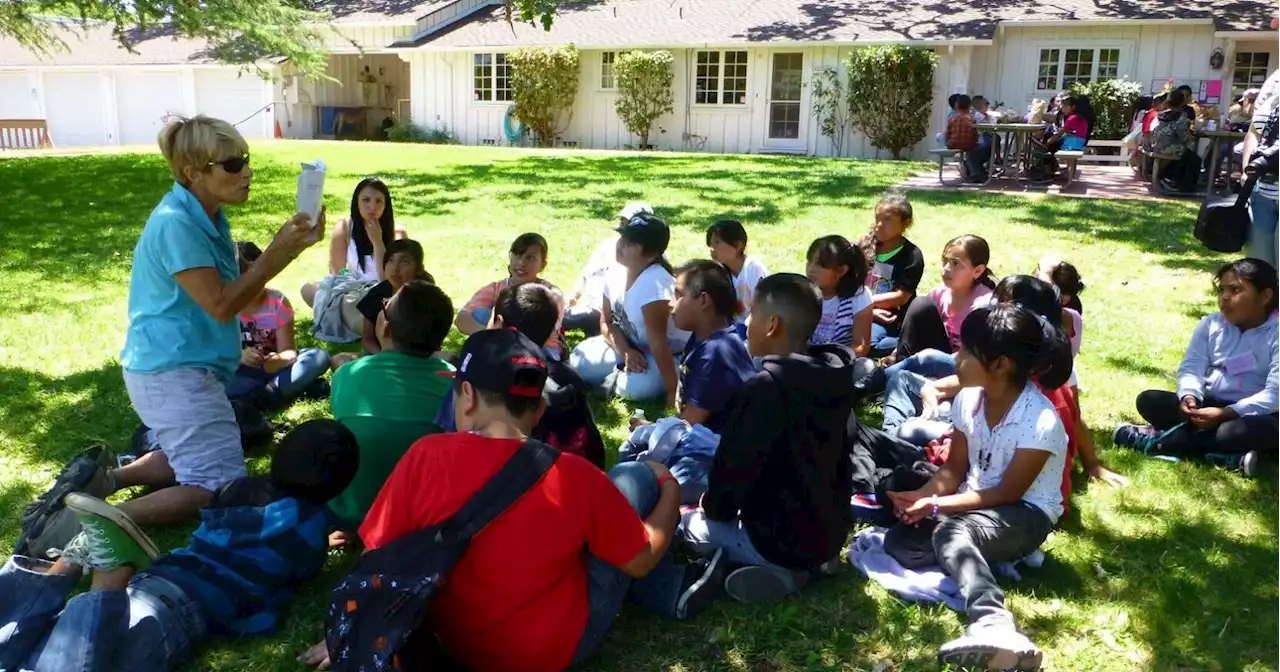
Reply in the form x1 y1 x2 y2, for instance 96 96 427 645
886 490 932 525
240 348 264 368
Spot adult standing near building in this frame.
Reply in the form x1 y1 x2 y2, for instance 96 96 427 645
1243 24 1279 268
18 115 324 558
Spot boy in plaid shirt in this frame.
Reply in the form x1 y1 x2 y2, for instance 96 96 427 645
946 95 990 182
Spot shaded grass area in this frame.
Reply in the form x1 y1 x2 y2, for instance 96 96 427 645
0 142 1274 671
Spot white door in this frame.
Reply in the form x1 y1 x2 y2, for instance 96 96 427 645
194 69 270 138
115 71 183 145
43 73 108 146
0 73 39 118
763 52 807 151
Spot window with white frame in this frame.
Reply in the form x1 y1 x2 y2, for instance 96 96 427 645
695 50 748 105
473 52 512 102
1036 47 1123 91
1232 52 1271 93
601 51 616 89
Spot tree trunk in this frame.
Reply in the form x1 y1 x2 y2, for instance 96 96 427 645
640 128 650 149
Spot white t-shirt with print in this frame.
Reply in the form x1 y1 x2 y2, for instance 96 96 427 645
809 287 872 347
603 264 690 354
733 256 769 324
578 237 619 311
952 384 1069 522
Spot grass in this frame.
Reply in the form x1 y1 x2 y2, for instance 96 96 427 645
0 141 1275 672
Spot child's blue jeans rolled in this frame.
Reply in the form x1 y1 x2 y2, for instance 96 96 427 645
224 347 331 402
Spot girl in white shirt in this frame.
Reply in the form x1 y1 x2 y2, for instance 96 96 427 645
570 213 689 403
706 219 769 334
882 303 1073 671
300 177 404 308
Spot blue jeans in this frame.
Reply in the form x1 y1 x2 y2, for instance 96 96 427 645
678 511 787 570
618 424 713 506
571 462 687 664
223 348 331 401
883 349 957 435
0 557 208 672
1248 186 1278 270
870 322 899 353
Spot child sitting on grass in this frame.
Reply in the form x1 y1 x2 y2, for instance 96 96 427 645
329 280 456 529
456 232 565 358
706 219 769 335
435 282 607 469
1036 254 1086 388
622 260 757 503
1114 258 1278 476
806 235 873 356
864 192 926 354
0 419 358 672
679 273 856 604
331 238 434 368
884 303 1073 671
227 242 331 411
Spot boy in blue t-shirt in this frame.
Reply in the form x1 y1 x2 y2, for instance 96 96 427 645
0 420 357 672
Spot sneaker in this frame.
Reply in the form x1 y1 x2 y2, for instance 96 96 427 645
300 378 331 401
724 565 808 603
1112 423 1172 455
938 621 1043 670
1206 450 1261 478
63 493 159 571
817 556 844 577
16 446 117 557
674 548 727 620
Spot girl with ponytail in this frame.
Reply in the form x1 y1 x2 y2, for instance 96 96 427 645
882 289 1074 671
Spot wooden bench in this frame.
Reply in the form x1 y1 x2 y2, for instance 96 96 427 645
1078 138 1130 165
1136 147 1199 196
928 148 963 185
0 119 54 150
1056 150 1084 187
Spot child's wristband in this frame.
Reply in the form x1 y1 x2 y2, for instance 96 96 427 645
930 495 940 520
657 473 677 490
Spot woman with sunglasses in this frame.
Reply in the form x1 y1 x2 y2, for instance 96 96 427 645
28 116 325 551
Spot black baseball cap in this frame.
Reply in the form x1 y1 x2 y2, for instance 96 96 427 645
457 328 548 398
615 212 670 252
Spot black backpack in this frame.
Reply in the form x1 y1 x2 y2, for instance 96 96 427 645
325 440 560 672
1196 175 1259 253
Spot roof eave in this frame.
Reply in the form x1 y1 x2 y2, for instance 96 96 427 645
392 37 996 52
998 18 1216 28
1214 30 1275 38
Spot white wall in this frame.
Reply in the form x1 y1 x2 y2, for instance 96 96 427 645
408 45 962 159
276 53 408 139
323 24 416 52
968 23 1255 109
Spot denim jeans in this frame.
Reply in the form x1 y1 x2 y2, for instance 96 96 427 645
677 511 787 570
0 557 209 672
569 336 677 401
870 322 899 354
881 502 1052 628
618 424 713 506
123 367 245 492
882 349 957 434
1248 185 1278 269
571 462 687 665
223 348 331 401
562 305 602 336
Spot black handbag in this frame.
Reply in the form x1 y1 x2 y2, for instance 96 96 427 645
1195 175 1259 253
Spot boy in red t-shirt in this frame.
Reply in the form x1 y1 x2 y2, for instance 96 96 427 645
301 329 727 672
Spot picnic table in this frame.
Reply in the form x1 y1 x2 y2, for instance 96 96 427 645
1194 129 1247 195
977 122 1048 180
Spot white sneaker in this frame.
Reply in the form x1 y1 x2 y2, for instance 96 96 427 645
938 621 1043 670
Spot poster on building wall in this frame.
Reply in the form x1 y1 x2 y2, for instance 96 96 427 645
1151 78 1222 105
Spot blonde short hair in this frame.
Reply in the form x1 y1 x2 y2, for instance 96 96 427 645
157 115 249 183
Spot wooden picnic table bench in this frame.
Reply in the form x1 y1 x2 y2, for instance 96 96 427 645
0 119 54 150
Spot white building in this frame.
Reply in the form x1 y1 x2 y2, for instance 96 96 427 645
1 0 1275 158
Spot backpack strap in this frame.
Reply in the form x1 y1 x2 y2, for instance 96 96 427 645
439 439 560 543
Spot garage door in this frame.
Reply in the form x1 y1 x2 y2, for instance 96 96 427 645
43 73 108 147
194 69 270 138
115 71 183 145
0 73 39 119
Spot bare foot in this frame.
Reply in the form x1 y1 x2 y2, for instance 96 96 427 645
297 640 331 669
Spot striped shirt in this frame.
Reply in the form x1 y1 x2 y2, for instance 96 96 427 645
809 288 872 347
464 278 566 352
240 289 293 355
1253 70 1280 200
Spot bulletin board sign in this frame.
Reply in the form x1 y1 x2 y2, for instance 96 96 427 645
1151 78 1223 106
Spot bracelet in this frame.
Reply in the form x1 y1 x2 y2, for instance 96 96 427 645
930 495 940 520
656 473 676 489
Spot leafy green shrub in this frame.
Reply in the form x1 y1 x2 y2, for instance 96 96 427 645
386 118 458 144
614 50 675 149
845 46 938 159
1068 78 1143 140
810 66 848 156
508 44 580 147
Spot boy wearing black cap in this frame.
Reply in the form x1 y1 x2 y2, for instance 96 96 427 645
570 212 690 402
680 273 856 603
349 329 725 672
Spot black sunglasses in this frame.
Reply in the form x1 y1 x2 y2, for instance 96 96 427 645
208 153 250 174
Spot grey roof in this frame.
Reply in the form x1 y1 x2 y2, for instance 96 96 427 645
399 0 1277 49
321 0 453 24
0 23 217 67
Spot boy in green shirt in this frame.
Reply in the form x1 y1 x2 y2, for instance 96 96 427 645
328 279 456 530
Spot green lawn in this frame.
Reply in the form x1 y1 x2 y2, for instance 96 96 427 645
0 141 1274 672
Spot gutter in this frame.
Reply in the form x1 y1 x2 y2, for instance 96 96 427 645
390 38 996 53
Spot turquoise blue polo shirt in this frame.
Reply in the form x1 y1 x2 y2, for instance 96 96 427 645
120 182 241 380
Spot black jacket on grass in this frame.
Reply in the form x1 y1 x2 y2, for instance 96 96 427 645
703 343 856 571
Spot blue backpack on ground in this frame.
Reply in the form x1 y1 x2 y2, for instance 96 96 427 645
324 440 559 672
